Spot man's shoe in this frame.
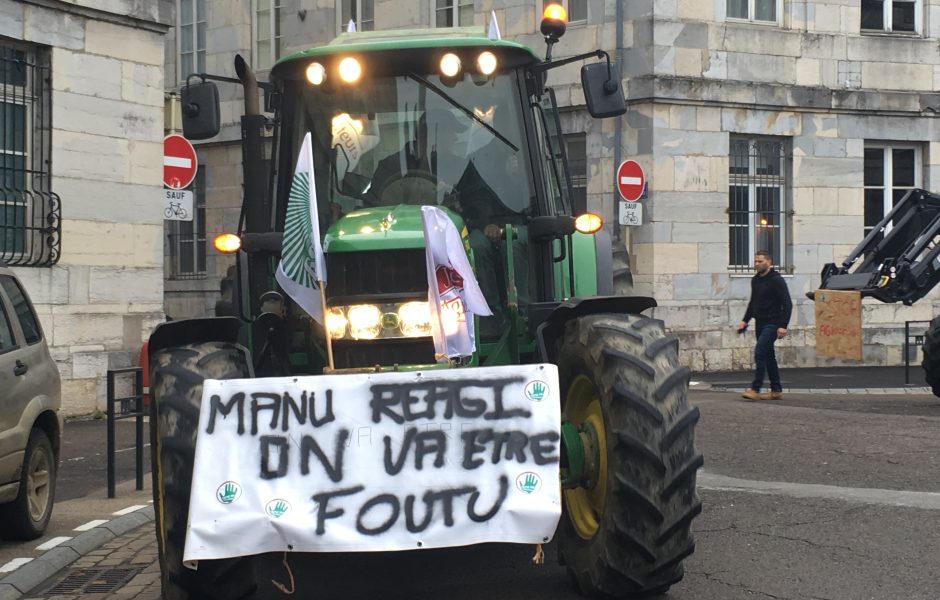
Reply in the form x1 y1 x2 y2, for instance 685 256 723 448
760 391 784 400
741 389 760 401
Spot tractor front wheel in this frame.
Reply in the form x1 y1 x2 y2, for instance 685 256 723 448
150 341 258 600
556 313 702 597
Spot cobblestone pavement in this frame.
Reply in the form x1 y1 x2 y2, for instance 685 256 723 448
22 524 159 600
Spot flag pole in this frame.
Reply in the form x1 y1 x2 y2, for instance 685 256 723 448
319 282 334 371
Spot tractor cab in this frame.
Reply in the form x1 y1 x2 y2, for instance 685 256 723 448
267 30 590 370
182 21 629 373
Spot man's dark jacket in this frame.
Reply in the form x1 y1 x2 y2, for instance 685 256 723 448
742 269 792 328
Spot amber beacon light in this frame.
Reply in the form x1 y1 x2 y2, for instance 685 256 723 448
541 4 568 40
575 213 603 234
213 233 242 253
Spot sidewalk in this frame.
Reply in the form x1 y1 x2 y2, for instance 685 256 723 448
692 365 932 394
0 507 158 600
22 519 159 600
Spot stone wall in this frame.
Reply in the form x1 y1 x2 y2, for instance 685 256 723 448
626 2 940 370
171 0 940 372
4 0 172 414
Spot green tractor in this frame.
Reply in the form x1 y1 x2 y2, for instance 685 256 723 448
149 8 701 599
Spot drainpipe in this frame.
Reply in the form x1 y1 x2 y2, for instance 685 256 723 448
613 0 624 243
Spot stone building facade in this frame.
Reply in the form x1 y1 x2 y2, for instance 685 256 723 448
3 0 172 414
164 0 940 372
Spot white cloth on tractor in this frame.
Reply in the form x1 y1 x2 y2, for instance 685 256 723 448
421 205 492 360
275 132 327 323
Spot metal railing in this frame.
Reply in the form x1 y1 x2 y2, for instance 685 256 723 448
106 368 145 499
904 320 931 386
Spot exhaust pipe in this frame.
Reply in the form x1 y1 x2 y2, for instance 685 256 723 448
234 54 260 116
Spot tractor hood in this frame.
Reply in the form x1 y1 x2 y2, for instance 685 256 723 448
324 204 465 253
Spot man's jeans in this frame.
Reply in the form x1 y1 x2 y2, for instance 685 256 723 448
751 323 782 393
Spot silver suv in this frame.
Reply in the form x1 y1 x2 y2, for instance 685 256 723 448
0 262 61 540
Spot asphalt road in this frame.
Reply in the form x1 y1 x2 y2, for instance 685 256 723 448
242 389 940 600
13 388 940 600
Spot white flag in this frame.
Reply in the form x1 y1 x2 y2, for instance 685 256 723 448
275 133 326 323
487 10 501 40
421 206 492 359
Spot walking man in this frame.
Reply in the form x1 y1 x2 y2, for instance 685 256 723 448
737 250 792 401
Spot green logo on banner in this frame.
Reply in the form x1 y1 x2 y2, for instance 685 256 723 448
216 481 241 504
524 380 548 402
265 499 291 519
515 472 542 494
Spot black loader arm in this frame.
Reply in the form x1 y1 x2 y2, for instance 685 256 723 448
816 189 940 305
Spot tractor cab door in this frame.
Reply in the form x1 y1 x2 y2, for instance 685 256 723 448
529 89 598 302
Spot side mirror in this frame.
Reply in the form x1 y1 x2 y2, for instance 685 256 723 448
581 61 626 118
181 80 221 140
529 215 576 242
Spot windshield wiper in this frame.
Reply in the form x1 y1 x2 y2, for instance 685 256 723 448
407 73 519 152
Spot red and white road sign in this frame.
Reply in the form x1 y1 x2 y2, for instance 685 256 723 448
617 159 645 202
163 134 197 190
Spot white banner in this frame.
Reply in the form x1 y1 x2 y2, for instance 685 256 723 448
183 364 561 565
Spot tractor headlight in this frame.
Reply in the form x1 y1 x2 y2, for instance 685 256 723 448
398 301 432 337
477 51 497 75
347 304 382 339
326 307 348 339
327 301 435 340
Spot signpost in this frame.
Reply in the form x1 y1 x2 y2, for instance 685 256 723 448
616 160 645 202
163 134 198 190
164 189 194 221
619 201 642 226
164 134 196 222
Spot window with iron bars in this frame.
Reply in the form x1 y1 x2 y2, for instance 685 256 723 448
728 136 790 273
0 42 60 267
167 166 206 279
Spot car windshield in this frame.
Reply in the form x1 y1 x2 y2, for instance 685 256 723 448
293 72 536 227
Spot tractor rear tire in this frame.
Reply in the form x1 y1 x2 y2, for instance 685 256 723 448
150 342 257 600
612 247 634 295
556 313 702 597
922 315 940 397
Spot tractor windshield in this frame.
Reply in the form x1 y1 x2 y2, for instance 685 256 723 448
292 72 536 229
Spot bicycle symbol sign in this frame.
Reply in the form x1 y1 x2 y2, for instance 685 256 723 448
164 189 194 222
619 201 643 226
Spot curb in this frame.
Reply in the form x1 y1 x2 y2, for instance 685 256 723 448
706 386 932 395
0 505 155 600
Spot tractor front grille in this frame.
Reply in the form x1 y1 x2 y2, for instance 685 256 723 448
333 338 436 369
327 249 427 303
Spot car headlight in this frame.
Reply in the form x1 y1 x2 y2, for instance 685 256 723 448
326 307 348 339
347 304 382 339
398 301 432 337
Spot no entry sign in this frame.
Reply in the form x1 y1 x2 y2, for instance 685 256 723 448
617 160 645 202
164 134 197 190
